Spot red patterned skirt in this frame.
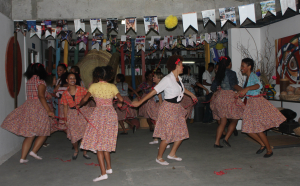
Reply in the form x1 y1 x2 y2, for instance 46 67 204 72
242 97 286 133
180 95 194 119
51 100 68 132
114 96 137 121
80 105 118 152
153 101 189 143
146 97 160 121
210 90 244 120
1 99 52 137
138 93 150 118
66 106 94 143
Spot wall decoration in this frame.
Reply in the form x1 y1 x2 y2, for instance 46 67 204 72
219 7 236 27
182 12 198 32
136 36 146 52
260 1 276 18
90 19 103 33
238 4 256 25
280 0 297 15
144 16 159 34
27 20 37 38
165 15 178 29
56 20 68 35
92 33 104 46
125 17 137 33
276 33 300 84
107 18 118 33
202 9 216 26
74 19 85 33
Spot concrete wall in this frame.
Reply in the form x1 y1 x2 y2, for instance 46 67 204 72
0 0 12 19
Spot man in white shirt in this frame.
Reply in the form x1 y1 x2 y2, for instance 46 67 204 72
202 63 214 94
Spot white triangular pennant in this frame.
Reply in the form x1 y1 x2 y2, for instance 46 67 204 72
90 19 103 33
219 7 236 27
182 12 198 32
36 25 41 39
79 42 86 50
47 40 55 48
280 0 297 15
144 16 159 34
238 4 256 25
205 33 211 43
74 19 85 33
260 1 276 18
136 36 146 52
202 9 216 26
91 43 100 50
125 17 137 33
210 32 217 42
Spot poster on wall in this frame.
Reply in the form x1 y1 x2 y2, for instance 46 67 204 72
144 16 159 34
260 1 276 18
125 17 137 33
219 7 236 27
136 36 146 52
276 33 300 84
107 18 118 33
201 9 216 26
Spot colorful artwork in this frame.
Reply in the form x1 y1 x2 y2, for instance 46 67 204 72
276 33 300 84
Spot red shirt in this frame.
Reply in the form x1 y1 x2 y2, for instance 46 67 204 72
27 75 46 99
61 86 88 107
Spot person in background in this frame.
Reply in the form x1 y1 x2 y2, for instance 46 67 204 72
70 66 85 87
202 63 215 123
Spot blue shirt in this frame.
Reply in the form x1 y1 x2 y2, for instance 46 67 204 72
211 69 238 92
154 91 165 102
243 72 263 96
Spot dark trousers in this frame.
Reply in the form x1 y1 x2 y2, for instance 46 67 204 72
203 93 213 123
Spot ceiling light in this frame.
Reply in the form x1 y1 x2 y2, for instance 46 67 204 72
182 61 195 64
121 20 125 24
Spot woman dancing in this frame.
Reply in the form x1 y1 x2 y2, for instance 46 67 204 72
132 55 197 165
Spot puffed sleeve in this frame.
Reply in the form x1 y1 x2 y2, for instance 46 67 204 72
252 73 263 90
154 76 169 94
61 91 68 106
88 84 95 96
111 84 120 96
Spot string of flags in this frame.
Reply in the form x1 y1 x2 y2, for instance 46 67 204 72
13 0 297 51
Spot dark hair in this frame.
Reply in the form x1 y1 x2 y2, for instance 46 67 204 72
105 65 115 83
93 66 113 82
215 56 232 84
156 68 161 72
117 73 125 90
57 63 67 71
167 55 183 71
182 65 190 75
24 63 48 81
208 63 215 69
145 70 153 81
242 58 254 71
71 66 80 74
66 72 81 86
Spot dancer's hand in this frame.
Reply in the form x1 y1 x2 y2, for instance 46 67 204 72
48 111 55 118
237 88 248 97
205 89 209 95
75 104 80 110
131 101 141 107
191 96 198 103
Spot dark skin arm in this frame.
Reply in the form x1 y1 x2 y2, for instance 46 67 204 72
236 84 260 97
128 85 140 98
203 79 212 86
79 92 124 107
38 84 55 118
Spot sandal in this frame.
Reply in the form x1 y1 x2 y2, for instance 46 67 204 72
72 151 79 160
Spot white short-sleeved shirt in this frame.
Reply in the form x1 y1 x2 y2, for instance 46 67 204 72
154 72 185 102
202 70 212 94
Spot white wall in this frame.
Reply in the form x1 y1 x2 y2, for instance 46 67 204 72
0 11 44 164
0 12 24 164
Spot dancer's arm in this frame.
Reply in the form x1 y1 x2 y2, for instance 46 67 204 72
38 84 54 118
237 84 260 97
115 93 124 107
158 94 163 105
79 92 91 107
131 90 157 107
184 88 198 102
128 85 140 98
195 82 209 95
63 105 68 124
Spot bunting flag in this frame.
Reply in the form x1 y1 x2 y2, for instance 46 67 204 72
60 30 73 43
14 20 23 32
69 40 77 50
36 25 42 39
47 40 55 48
238 4 256 25
27 20 37 38
217 31 228 41
171 36 177 49
90 19 103 33
107 18 118 33
135 36 146 52
125 17 137 33
79 42 86 50
91 43 100 50
205 33 211 43
280 0 297 15
150 36 161 49
200 33 206 44
44 20 53 38
144 16 159 34
210 32 217 42
202 9 216 26
56 20 68 35
74 19 85 33
219 7 236 27
260 1 276 18
92 33 103 46
182 12 198 32
76 32 89 45
41 21 46 36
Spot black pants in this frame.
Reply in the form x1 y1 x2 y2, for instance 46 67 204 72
203 92 213 123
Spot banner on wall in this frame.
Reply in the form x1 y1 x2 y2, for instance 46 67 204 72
90 19 103 33
150 36 161 49
74 19 85 33
219 7 236 27
125 17 137 33
280 0 297 15
69 40 77 50
182 12 198 32
144 16 159 34
44 20 54 38
210 32 217 42
76 32 88 44
217 31 228 41
202 9 216 26
27 20 37 38
107 18 118 33
36 25 42 39
260 1 276 18
136 36 146 52
238 4 256 25
92 33 104 46
56 20 68 35
61 30 73 42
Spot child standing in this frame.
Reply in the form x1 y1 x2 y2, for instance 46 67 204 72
237 58 286 157
1 63 55 163
61 73 93 160
115 74 139 134
79 66 123 182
